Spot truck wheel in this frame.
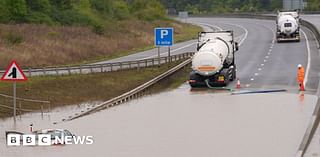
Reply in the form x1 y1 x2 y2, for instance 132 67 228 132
189 71 203 87
231 67 236 81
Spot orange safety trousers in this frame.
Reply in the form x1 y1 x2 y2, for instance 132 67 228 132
297 67 305 91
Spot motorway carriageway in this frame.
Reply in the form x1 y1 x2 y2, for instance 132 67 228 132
1 17 320 157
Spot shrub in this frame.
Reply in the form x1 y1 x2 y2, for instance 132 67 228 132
6 0 28 22
90 0 112 15
112 1 131 20
26 11 54 24
131 0 166 21
26 0 51 13
0 0 10 22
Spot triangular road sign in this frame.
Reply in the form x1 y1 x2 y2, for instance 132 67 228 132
1 60 27 81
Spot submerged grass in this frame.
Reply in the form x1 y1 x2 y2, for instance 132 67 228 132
0 60 191 118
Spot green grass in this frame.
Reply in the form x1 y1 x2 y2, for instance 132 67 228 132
0 60 190 118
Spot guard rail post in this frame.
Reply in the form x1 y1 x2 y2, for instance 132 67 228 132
80 65 82 74
90 65 93 73
67 66 71 75
43 67 46 75
55 67 59 75
28 68 31 77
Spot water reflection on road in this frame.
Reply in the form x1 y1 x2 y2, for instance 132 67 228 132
0 83 318 157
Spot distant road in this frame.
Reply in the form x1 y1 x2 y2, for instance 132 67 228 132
302 14 320 30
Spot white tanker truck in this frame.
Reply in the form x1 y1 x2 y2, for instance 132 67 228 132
276 10 300 42
189 31 238 87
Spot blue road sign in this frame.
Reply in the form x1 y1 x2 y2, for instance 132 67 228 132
155 28 174 46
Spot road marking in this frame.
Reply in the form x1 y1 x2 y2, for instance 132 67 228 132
265 56 269 59
195 22 248 47
254 73 259 76
258 68 262 71
196 22 223 31
301 30 311 86
222 23 248 46
246 84 250 87
250 78 254 81
263 59 267 62
261 64 264 66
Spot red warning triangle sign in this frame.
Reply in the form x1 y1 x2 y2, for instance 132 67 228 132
1 60 27 81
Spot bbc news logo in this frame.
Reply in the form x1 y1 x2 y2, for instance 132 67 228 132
7 134 94 146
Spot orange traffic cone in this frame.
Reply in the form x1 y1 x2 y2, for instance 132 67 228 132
236 78 241 89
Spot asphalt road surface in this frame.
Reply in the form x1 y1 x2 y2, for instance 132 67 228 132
96 17 320 93
302 14 320 30
1 17 320 157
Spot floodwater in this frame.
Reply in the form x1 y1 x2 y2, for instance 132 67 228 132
0 83 318 157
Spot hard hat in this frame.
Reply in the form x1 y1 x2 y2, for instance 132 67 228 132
298 64 302 68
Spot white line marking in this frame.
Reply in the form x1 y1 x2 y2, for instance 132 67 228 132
301 30 311 86
196 22 223 31
197 22 248 47
258 68 262 71
254 73 259 76
261 64 264 66
263 60 267 62
246 84 250 87
250 78 254 81
223 23 248 46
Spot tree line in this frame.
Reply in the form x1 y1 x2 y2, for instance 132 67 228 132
0 0 318 26
160 0 320 13
0 0 166 33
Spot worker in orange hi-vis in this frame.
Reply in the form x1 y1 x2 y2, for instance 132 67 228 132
297 64 305 91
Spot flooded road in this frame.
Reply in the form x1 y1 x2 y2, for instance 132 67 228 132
0 84 318 157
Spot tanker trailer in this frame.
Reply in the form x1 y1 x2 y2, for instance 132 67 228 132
276 10 300 42
189 31 239 87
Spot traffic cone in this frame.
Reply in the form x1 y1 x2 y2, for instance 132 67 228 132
236 78 241 89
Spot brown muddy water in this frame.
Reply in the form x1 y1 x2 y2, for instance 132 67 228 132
0 83 318 157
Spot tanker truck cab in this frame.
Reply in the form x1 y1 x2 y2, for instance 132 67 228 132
189 31 238 88
276 10 300 42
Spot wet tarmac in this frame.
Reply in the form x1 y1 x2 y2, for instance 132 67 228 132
0 84 318 157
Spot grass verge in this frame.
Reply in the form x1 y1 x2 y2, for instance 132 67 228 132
0 60 191 118
0 19 201 68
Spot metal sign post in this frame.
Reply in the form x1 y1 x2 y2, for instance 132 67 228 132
158 47 160 67
168 46 171 63
13 82 16 121
1 60 28 121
